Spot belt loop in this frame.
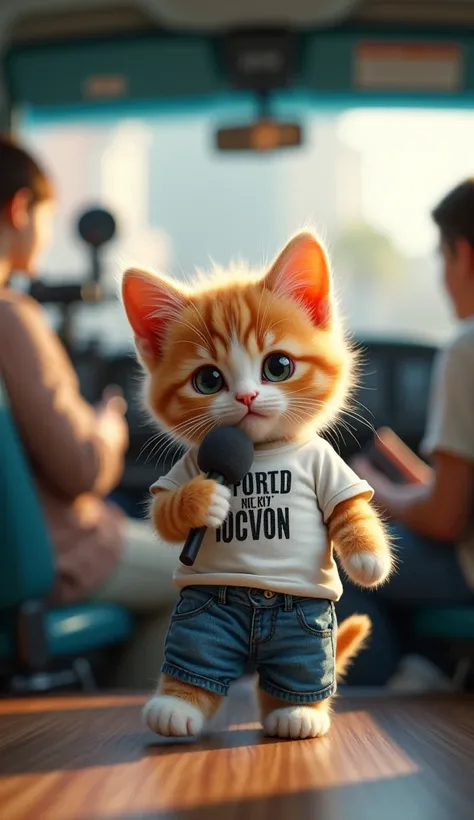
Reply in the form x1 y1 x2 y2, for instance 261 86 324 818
218 586 227 605
284 594 293 612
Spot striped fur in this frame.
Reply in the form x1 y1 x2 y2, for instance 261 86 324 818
152 478 218 542
328 497 393 587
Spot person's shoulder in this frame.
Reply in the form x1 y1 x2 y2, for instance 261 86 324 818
0 289 41 320
0 291 48 353
436 322 474 381
445 320 474 357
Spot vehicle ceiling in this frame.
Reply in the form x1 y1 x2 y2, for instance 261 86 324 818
2 0 474 46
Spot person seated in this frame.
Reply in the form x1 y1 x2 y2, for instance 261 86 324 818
350 180 474 690
0 135 178 688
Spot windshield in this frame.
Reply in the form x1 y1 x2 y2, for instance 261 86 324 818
19 101 474 351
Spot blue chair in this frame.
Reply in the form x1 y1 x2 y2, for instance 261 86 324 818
0 375 134 694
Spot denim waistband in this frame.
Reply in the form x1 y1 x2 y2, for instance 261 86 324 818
186 585 308 611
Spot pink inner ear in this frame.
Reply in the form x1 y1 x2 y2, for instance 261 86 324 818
122 269 183 359
267 234 332 327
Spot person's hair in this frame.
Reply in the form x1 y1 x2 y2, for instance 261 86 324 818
0 134 53 211
432 179 474 249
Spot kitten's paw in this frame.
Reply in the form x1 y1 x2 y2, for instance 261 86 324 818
346 551 391 587
264 706 331 740
143 695 205 738
205 483 231 528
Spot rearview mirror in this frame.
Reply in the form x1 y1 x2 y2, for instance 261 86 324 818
216 119 302 152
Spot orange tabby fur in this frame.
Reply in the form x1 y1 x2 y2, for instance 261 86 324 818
328 496 393 587
122 231 392 739
152 478 218 543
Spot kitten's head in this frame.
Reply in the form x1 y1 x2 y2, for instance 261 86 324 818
122 232 354 446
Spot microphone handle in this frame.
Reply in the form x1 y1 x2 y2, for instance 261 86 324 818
179 472 226 567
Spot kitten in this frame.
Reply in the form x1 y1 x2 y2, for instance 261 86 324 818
122 231 392 740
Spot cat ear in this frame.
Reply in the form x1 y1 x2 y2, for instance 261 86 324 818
122 268 185 364
264 232 332 327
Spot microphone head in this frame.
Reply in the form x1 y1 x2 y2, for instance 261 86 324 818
197 426 254 484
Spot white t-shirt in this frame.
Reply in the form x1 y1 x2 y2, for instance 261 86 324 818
421 317 474 588
151 435 373 601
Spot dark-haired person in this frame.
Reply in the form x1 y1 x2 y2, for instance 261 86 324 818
351 179 474 690
0 135 178 688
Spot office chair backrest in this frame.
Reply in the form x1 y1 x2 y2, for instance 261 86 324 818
0 375 54 609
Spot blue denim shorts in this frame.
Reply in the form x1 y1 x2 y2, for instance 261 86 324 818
162 585 337 704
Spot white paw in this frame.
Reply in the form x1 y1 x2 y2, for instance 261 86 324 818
143 695 205 737
205 483 231 528
264 706 331 740
346 551 391 587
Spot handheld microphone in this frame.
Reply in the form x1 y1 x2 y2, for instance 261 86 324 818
179 426 254 567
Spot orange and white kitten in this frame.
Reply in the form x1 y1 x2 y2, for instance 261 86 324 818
122 231 392 740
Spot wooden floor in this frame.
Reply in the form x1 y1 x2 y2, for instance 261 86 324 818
1 680 473 820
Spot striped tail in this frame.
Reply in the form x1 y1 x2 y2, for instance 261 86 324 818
336 615 372 681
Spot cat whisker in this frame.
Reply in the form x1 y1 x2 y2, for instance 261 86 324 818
282 407 312 427
137 430 166 460
153 416 212 460
171 339 212 349
285 385 326 397
154 412 215 446
255 284 268 344
146 438 173 467
139 420 198 464
282 399 317 411
322 422 345 455
256 287 274 343
141 435 172 465
175 317 211 350
172 414 215 438
340 408 375 435
155 437 187 470
287 396 322 405
144 426 184 465
335 419 361 449
188 300 214 341
349 397 376 419
261 316 291 337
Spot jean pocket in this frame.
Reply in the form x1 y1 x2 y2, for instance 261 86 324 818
295 599 334 637
172 587 216 621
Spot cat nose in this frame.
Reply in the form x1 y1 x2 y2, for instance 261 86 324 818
236 391 259 407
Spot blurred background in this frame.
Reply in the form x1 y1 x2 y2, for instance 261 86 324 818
22 106 471 346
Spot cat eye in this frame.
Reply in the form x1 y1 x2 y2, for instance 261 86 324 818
262 353 294 382
192 366 224 395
